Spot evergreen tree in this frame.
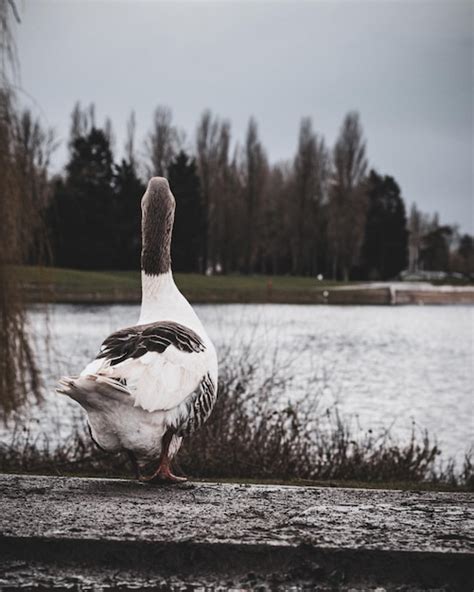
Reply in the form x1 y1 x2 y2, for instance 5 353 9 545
361 170 408 279
420 224 453 271
113 159 146 270
457 234 474 275
168 151 204 272
53 127 116 269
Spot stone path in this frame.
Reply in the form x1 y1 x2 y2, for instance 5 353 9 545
0 474 472 590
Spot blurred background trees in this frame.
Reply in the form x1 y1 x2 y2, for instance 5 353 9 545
29 101 472 280
52 124 115 269
146 105 179 178
168 151 203 273
292 118 329 276
361 171 408 280
328 112 368 281
0 57 466 285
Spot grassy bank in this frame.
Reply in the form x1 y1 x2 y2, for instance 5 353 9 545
15 266 474 305
17 265 345 304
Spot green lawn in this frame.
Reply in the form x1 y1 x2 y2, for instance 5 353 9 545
15 265 346 304
16 265 472 304
16 266 141 293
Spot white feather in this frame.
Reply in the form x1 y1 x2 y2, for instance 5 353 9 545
81 341 214 413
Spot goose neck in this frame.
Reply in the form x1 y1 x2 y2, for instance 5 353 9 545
141 271 178 304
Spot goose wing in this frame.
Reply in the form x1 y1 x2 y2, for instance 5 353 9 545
81 321 213 413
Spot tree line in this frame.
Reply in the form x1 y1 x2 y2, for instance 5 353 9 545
20 103 474 279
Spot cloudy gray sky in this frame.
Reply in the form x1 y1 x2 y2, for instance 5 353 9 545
16 0 473 231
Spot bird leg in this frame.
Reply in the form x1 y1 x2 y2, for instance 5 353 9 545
139 430 187 484
126 450 141 481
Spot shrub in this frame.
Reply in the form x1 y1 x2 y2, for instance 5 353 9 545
0 355 471 489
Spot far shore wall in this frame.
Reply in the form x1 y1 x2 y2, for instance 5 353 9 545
24 285 474 305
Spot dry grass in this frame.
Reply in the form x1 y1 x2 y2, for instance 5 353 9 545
180 361 472 488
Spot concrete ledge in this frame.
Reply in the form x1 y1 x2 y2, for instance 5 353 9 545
24 285 474 305
0 474 472 590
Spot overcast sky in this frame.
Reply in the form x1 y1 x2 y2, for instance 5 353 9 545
16 0 473 232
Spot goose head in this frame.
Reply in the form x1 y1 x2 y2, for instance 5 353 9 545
142 177 175 216
141 177 176 276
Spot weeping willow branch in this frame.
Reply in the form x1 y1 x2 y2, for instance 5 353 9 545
7 0 20 24
0 0 52 417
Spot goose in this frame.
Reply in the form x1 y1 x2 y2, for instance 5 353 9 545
57 177 218 483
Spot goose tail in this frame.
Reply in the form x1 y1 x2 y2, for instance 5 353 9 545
56 374 130 408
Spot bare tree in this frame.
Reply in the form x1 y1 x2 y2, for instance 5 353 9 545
69 101 95 152
261 162 293 274
104 116 115 154
242 117 268 273
14 109 57 263
146 105 178 177
408 203 422 272
196 110 233 273
124 110 136 170
328 112 368 280
0 0 19 85
292 117 330 275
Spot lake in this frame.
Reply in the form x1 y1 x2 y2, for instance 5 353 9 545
6 303 473 466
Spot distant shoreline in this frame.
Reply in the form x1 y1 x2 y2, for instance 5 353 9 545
17 266 474 305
